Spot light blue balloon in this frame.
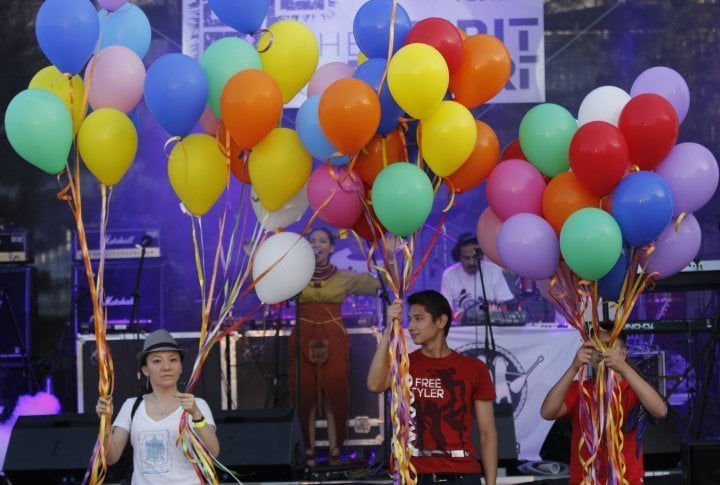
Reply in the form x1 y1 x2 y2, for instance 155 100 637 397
99 4 152 59
296 95 348 164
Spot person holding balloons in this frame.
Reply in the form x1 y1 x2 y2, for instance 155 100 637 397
290 227 384 467
540 324 667 485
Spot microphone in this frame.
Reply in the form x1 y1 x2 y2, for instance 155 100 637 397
139 234 153 248
473 246 483 260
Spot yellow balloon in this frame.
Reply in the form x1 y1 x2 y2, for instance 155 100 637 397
357 51 368 67
29 65 87 134
249 128 312 211
420 101 478 177
77 108 137 186
168 134 228 216
257 20 319 103
387 43 449 120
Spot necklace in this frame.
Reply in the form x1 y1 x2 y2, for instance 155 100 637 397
311 263 337 288
151 394 176 416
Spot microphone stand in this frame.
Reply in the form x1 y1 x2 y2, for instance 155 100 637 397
475 249 497 378
128 235 152 334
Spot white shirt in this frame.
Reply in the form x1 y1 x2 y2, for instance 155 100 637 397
114 397 215 485
440 260 515 316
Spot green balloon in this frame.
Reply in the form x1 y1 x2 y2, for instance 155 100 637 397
372 163 434 237
4 89 72 174
199 37 262 118
560 207 622 280
518 103 577 177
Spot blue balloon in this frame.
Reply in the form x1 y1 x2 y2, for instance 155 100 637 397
353 0 411 59
209 0 270 34
35 0 100 74
296 95 348 164
353 58 404 135
144 54 209 137
597 245 630 301
611 171 674 247
99 4 152 59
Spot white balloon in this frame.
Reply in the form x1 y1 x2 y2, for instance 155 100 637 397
251 184 308 231
252 232 315 304
577 85 631 127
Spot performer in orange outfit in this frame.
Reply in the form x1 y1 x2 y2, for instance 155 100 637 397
290 228 381 467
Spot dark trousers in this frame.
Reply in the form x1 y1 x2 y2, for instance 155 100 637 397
416 472 483 484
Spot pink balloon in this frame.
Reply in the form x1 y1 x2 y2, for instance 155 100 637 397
199 104 221 135
86 45 146 113
476 206 505 267
307 62 355 98
486 159 547 220
307 165 365 228
98 0 129 12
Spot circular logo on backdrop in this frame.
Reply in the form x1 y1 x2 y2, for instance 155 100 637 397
456 342 544 418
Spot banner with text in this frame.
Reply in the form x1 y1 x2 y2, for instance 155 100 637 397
182 0 545 107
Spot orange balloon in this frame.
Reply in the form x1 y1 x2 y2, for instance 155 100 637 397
217 123 250 184
446 120 499 194
542 171 601 234
220 69 283 150
318 78 381 155
354 128 406 186
449 34 511 109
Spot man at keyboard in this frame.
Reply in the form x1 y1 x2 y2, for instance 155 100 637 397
440 233 516 325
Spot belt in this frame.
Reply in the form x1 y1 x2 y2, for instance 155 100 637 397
417 472 480 483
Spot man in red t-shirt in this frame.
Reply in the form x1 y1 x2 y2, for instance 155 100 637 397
367 290 498 485
540 326 667 484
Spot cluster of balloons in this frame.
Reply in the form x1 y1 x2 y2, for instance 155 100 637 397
5 0 150 183
477 66 718 301
5 0 517 305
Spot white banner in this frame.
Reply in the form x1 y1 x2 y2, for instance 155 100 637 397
182 0 545 107
410 325 578 461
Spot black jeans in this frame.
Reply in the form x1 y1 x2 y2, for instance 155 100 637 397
416 472 483 484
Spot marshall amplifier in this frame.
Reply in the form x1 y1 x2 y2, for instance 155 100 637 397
73 260 164 333
76 332 230 413
0 228 31 263
73 228 160 261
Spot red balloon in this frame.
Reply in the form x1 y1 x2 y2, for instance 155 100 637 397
352 202 386 242
500 138 526 162
404 17 464 72
569 121 630 197
618 93 679 170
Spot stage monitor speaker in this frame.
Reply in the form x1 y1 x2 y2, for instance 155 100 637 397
539 417 571 464
472 402 518 463
0 266 32 357
73 261 164 333
682 441 720 485
215 408 304 481
4 414 109 484
76 333 224 413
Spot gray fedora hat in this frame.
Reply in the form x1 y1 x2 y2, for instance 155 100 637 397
136 329 186 363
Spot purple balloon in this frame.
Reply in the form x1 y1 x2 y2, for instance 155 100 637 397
497 213 560 279
98 0 129 11
630 66 690 124
655 142 719 216
645 213 701 279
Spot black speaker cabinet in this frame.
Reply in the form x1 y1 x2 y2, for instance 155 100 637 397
72 261 164 333
643 417 682 470
215 408 304 481
682 441 720 484
0 358 32 421
4 413 98 484
0 266 32 357
472 402 518 463
76 332 227 413
229 327 384 447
